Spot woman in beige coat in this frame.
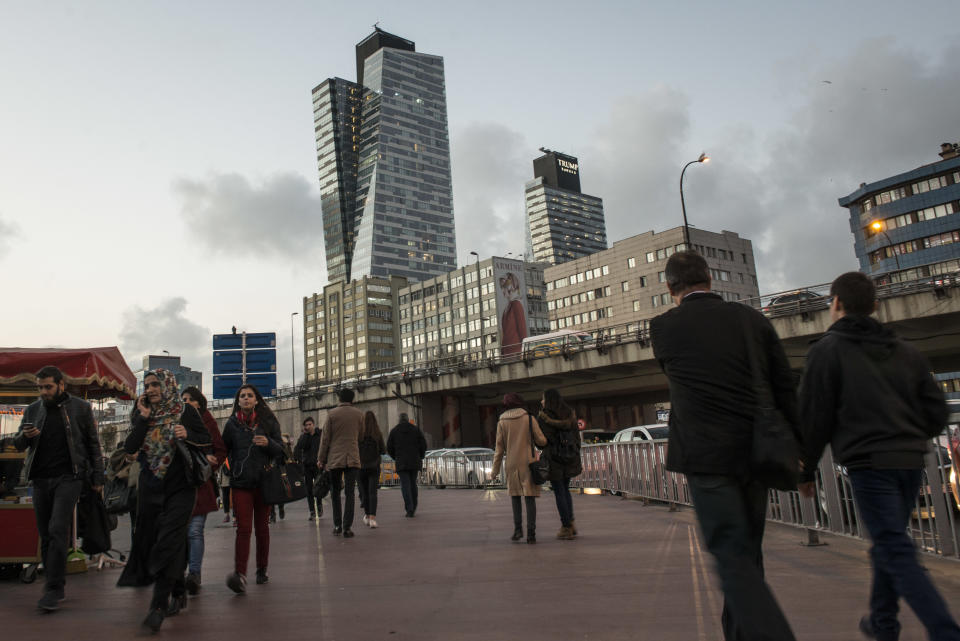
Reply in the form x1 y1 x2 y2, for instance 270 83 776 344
491 393 547 543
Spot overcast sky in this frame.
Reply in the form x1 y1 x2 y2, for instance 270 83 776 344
2 1 958 393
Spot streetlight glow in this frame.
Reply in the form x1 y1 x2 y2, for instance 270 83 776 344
871 221 883 232
699 153 709 163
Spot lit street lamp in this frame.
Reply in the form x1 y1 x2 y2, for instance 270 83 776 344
680 152 709 248
290 311 299 391
870 220 901 273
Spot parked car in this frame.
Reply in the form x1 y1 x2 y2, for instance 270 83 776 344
426 447 496 488
613 424 669 443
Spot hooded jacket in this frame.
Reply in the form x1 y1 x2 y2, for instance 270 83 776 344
799 315 947 480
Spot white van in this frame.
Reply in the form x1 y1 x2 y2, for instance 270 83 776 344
612 424 669 443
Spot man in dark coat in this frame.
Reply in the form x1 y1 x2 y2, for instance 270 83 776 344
294 416 323 519
798 272 960 641
15 365 104 612
650 251 798 641
386 413 427 517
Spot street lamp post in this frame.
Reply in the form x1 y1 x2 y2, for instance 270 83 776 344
290 311 299 391
470 251 485 360
870 220 901 276
680 152 710 248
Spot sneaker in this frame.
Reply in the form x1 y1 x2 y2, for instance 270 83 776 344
369 517 378 529
185 572 201 595
362 515 370 526
557 526 575 540
343 529 355 538
222 514 230 523
332 526 342 536
527 534 537 544
510 528 523 541
142 607 164 632
226 572 247 594
255 569 268 585
405 511 414 518
37 591 59 612
52 587 65 601
308 513 316 520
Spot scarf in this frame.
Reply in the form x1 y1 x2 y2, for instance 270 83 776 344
237 408 257 428
141 369 184 479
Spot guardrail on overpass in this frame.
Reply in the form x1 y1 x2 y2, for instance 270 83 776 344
570 433 960 559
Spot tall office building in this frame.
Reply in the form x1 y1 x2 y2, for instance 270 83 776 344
839 141 960 285
525 149 607 265
311 28 457 283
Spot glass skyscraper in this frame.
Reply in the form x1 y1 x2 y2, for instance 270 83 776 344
524 150 607 265
312 28 456 283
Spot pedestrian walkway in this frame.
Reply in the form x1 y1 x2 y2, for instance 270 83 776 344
3 487 960 640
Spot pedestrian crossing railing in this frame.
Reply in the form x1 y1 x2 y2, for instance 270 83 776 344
572 435 960 560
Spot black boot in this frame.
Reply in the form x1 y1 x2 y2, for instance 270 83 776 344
143 608 165 632
511 527 523 541
166 593 186 616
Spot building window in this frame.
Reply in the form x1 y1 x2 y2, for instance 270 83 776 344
651 295 661 308
646 252 655 263
621 281 630 292
627 257 636 268
639 276 647 287
602 265 609 275
658 271 666 283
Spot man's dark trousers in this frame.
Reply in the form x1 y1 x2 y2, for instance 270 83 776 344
32 475 83 593
687 474 796 641
329 468 358 530
850 469 960 641
303 465 318 516
398 470 418 515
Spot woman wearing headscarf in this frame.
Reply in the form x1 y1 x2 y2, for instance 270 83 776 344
180 386 227 595
221 384 283 593
357 411 386 529
537 388 582 540
491 393 547 543
117 370 210 632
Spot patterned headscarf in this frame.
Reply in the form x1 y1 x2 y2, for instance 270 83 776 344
141 369 184 479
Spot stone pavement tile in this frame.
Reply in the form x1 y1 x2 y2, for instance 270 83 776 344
1 487 959 640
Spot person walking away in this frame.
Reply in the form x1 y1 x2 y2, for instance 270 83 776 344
221 384 284 593
537 388 582 540
270 434 294 523
180 387 226 596
798 272 960 641
117 370 210 632
14 366 104 613
650 251 798 641
386 412 427 517
491 393 547 543
318 388 363 538
357 411 386 528
294 416 323 519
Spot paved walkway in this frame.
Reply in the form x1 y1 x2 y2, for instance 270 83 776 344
3 487 960 640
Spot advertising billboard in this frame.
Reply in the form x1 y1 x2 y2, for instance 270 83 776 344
492 257 529 356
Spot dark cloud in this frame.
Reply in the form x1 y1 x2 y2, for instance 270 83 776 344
119 297 210 373
0 215 20 257
173 172 323 259
579 40 960 292
450 122 530 261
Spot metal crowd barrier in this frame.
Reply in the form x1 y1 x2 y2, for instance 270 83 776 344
572 434 960 560
419 449 504 488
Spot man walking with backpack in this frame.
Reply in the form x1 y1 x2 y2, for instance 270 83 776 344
537 388 582 540
798 272 960 641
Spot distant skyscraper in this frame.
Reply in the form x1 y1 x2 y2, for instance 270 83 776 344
312 28 457 283
524 149 607 265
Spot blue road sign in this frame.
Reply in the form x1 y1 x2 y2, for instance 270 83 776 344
212 332 278 399
213 373 277 400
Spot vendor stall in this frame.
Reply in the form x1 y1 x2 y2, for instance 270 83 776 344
0 346 135 581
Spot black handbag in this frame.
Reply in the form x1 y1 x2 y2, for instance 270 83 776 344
315 469 331 499
103 477 134 515
527 414 549 485
176 440 213 488
261 458 308 505
741 308 800 491
78 489 112 555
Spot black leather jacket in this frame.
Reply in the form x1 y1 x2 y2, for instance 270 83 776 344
14 393 105 486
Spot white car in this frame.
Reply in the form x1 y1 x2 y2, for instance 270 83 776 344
613 424 669 443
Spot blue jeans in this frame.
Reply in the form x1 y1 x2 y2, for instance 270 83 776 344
687 474 796 641
849 469 960 641
187 513 207 575
553 477 574 527
398 470 418 515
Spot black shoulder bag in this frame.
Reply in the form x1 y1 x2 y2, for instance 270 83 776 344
741 309 800 491
176 439 213 488
527 414 550 485
262 452 308 505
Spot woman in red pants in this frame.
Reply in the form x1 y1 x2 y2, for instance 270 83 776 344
221 384 283 592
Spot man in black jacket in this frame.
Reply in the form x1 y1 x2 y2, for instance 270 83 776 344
14 366 104 612
386 413 426 517
651 251 797 641
294 416 323 519
798 272 960 641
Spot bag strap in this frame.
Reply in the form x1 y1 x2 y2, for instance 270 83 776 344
739 305 776 410
528 413 535 458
